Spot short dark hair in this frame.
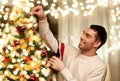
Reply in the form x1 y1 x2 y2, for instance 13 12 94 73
90 25 107 49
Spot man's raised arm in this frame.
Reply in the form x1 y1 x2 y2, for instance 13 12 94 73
31 5 58 53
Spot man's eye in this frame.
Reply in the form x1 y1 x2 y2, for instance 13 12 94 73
86 34 90 38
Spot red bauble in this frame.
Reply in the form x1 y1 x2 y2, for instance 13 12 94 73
4 57 10 63
17 26 26 35
24 37 30 42
13 40 20 46
28 75 39 81
2 47 8 53
0 35 2 38
25 56 31 62
41 49 47 57
21 74 25 78
13 67 17 71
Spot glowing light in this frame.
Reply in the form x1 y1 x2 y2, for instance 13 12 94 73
24 7 30 13
112 15 117 22
1 23 4 27
0 0 99 19
4 70 9 75
1 0 8 4
13 71 18 75
73 9 79 15
42 61 46 65
7 65 13 69
83 11 88 16
97 0 108 6
31 62 35 67
112 0 120 5
22 71 27 75
1 5 4 9
11 52 16 57
12 58 16 63
17 59 21 62
5 8 9 11
0 64 2 68
63 1 67 5
33 70 37 74
53 0 57 3
23 49 28 56
81 6 85 10
0 55 3 59
37 1 41 4
41 68 49 76
0 14 2 18
79 2 84 6
20 64 24 67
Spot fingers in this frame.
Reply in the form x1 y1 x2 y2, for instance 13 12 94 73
31 5 46 20
49 56 65 71
49 56 58 70
48 60 54 66
49 57 55 63
49 56 58 65
31 5 42 14
49 56 57 63
51 56 59 60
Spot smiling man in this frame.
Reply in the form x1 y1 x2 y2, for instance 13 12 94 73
32 5 107 81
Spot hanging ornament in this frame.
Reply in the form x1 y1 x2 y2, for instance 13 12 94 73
17 26 26 35
25 56 31 62
4 57 10 63
21 74 25 78
13 40 20 46
0 35 2 38
8 20 14 25
24 37 30 42
41 49 47 57
2 47 9 53
28 75 39 81
16 11 19 14
16 48 22 54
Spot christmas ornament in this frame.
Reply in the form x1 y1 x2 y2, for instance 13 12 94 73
2 47 9 53
13 40 20 46
24 37 30 42
17 26 26 35
25 56 31 62
4 57 10 63
8 20 14 25
41 49 47 57
28 75 39 81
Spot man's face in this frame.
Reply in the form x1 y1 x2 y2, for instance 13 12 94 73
78 28 98 52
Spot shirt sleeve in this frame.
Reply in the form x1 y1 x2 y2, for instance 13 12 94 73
60 68 77 81
38 19 58 53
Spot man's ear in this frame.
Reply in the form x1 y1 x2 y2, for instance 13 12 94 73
94 40 101 48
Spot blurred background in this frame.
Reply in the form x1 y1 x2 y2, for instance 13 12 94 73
0 0 120 81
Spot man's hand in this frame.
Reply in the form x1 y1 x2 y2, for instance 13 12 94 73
49 56 65 72
31 5 46 20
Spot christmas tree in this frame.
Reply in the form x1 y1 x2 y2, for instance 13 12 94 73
0 1 56 81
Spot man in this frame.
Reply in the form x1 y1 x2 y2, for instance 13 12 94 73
32 5 107 81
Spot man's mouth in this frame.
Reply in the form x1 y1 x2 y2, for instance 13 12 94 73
80 40 86 45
